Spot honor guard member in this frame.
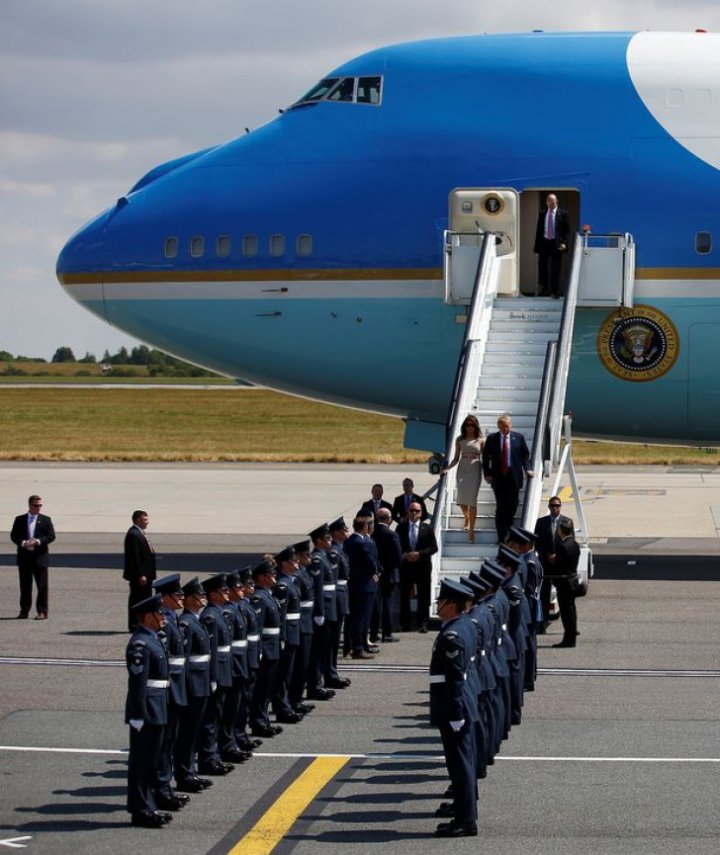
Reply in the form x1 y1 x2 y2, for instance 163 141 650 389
271 546 304 723
250 560 284 737
497 545 529 725
236 568 263 751
219 571 253 763
125 594 172 828
306 524 338 701
479 560 516 740
327 518 352 688
430 579 479 838
289 541 317 715
151 574 190 811
198 574 235 776
175 578 213 793
508 526 543 690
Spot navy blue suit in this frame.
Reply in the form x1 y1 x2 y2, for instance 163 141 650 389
372 522 402 638
482 430 532 542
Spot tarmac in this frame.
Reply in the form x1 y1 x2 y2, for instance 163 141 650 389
0 463 718 854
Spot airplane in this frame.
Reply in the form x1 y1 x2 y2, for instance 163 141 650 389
56 30 720 456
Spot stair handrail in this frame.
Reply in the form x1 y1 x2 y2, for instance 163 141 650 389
548 235 583 466
521 340 557 533
432 232 499 572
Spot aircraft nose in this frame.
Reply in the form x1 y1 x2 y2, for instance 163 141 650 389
56 208 113 318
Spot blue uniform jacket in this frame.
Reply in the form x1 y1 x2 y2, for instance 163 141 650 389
429 614 480 727
159 606 188 707
294 566 315 635
251 586 282 661
222 600 249 680
125 624 169 725
274 571 301 647
201 602 233 688
332 540 350 617
310 548 338 622
239 598 260 670
178 609 211 698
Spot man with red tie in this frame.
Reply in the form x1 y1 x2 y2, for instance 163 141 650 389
123 509 157 631
534 192 571 297
482 416 534 543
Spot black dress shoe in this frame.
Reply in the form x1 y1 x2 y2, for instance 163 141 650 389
435 820 478 837
511 712 522 726
443 784 454 798
238 735 263 750
175 777 204 793
131 810 166 828
351 650 375 660
307 688 335 700
381 635 400 642
276 711 302 724
418 623 429 634
156 811 173 824
172 792 190 804
155 795 185 811
326 678 351 689
252 724 282 738
221 749 252 762
16 612 29 619
197 761 233 775
364 645 380 654
294 702 315 714
435 802 456 817
553 641 576 648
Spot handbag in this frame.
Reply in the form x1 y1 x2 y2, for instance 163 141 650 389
567 574 588 597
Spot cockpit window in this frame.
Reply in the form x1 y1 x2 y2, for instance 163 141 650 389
292 75 382 108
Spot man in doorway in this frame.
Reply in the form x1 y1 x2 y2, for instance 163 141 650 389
534 193 570 297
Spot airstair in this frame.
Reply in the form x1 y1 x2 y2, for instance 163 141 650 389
430 224 636 595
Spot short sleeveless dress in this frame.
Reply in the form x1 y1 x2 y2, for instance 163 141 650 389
455 438 483 505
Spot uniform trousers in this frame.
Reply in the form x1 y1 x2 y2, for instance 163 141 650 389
289 635 312 706
220 680 244 753
199 687 227 766
273 645 298 716
127 723 164 815
175 695 207 780
325 617 343 682
307 622 332 693
251 659 278 729
156 701 182 797
439 722 478 824
236 672 256 742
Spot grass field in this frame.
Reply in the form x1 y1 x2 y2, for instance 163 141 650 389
1 386 718 465
0 361 231 384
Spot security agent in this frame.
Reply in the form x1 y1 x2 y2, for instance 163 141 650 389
175 578 213 793
219 571 254 763
198 574 236 776
249 559 284 738
306 524 338 702
430 579 479 838
125 594 173 828
151 575 190 812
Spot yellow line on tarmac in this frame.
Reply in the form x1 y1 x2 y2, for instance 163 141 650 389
229 755 350 855
557 486 574 502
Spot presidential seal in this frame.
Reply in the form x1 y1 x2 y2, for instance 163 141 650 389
597 305 679 382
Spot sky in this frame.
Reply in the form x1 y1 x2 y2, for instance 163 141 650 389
2 0 718 361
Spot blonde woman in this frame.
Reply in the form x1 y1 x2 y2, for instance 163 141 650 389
442 415 484 542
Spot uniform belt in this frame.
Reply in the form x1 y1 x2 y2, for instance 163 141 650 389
263 627 280 636
323 584 336 592
146 679 169 689
300 601 314 609
502 623 508 631
168 657 186 666
336 579 348 587
217 645 231 653
189 654 210 663
429 675 445 684
231 640 248 648
286 613 300 620
481 650 486 657
247 634 260 642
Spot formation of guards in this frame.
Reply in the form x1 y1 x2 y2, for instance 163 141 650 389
124 524 351 828
430 525 543 837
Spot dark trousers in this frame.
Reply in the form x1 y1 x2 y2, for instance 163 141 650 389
349 590 375 652
127 580 152 631
399 564 431 629
18 562 48 616
175 694 207 781
236 672 256 741
127 722 164 815
439 722 478 824
273 645 298 716
537 239 563 295
491 472 519 543
199 686 227 766
251 658 278 728
325 616 344 682
540 576 553 626
156 702 182 797
555 579 578 641
220 679 243 753
378 582 398 637
290 635 311 706
307 622 332 693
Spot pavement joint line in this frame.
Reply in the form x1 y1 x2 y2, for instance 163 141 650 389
227 755 349 855
0 746 718 762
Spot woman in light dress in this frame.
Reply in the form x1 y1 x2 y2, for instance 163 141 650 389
442 414 484 543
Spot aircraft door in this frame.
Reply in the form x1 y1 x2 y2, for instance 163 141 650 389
446 188 519 303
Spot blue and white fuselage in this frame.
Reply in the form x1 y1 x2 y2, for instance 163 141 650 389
57 31 720 447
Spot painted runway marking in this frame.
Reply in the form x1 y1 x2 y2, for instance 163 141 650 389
228 755 349 855
0 838 32 849
1 745 717 763
1 656 718 678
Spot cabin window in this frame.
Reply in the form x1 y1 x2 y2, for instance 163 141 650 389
270 234 285 257
216 235 232 258
696 231 712 254
328 77 356 102
297 234 313 256
242 235 258 257
357 76 382 105
164 237 178 258
190 236 205 258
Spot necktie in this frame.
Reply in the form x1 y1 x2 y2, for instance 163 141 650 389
143 530 155 554
551 518 557 544
410 523 417 549
501 435 510 474
28 514 36 539
547 210 555 239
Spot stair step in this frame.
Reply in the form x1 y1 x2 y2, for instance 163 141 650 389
490 321 560 334
482 353 547 366
440 555 499 573
485 342 551 354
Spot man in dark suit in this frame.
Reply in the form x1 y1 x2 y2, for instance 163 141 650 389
11 495 56 620
534 192 570 297
396 502 438 632
482 415 534 544
358 483 393 520
535 497 574 629
372 508 402 641
124 509 157 631
344 517 380 659
392 478 429 523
